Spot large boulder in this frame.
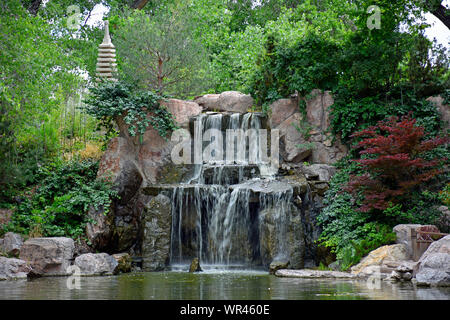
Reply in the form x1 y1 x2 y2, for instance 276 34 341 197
268 90 347 165
351 244 413 278
277 112 312 163
415 235 450 287
301 164 336 182
141 194 172 271
162 99 202 128
0 257 31 280
259 203 305 269
74 253 119 276
19 237 74 276
194 91 253 113
2 232 23 256
305 89 333 132
269 98 299 128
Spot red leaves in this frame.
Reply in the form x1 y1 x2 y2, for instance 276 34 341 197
346 114 448 212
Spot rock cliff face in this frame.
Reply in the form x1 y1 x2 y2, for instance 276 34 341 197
86 99 202 252
86 90 345 270
270 90 347 164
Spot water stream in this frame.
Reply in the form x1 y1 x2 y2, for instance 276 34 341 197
168 112 293 267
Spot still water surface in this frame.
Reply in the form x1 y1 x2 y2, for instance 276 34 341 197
0 269 449 300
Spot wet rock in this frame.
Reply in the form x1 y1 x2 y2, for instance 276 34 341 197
112 253 132 273
415 235 450 287
2 232 23 256
0 257 32 280
189 258 202 273
259 204 304 269
19 237 74 276
269 261 290 275
141 194 172 271
75 253 119 276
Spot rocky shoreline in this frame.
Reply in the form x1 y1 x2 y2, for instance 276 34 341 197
1 230 449 287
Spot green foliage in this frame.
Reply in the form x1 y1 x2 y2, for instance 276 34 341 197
2 160 118 239
317 153 447 270
112 4 211 98
83 80 178 139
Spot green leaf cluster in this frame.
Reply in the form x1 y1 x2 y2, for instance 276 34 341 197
83 80 178 139
2 159 118 239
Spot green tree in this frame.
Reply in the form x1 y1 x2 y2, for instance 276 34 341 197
113 3 210 98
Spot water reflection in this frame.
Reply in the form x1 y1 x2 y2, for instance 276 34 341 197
0 271 449 300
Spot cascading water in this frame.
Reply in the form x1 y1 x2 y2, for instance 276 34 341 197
168 112 294 268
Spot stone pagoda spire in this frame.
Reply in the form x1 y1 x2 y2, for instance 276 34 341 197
96 21 117 81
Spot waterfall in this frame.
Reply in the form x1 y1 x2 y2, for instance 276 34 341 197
167 112 292 268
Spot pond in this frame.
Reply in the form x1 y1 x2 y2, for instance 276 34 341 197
0 268 449 300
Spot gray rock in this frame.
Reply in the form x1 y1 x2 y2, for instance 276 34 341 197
415 235 450 287
112 253 132 273
328 261 341 271
275 269 356 279
19 237 74 276
302 164 336 182
259 204 304 269
269 261 290 275
0 257 31 280
3 232 23 256
195 91 253 113
194 94 220 111
75 253 119 276
142 194 172 271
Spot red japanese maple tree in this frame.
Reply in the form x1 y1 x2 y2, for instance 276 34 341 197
346 114 447 212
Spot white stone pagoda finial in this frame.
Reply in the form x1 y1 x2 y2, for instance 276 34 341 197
96 20 117 81
100 20 113 48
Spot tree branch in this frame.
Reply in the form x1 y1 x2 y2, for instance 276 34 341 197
430 3 450 30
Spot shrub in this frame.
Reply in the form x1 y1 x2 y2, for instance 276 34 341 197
2 159 118 239
346 114 447 213
317 160 396 270
83 80 178 139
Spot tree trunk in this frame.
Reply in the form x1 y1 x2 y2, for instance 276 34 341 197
430 3 450 30
130 0 150 9
26 0 42 16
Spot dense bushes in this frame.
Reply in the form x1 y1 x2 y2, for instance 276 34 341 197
318 117 449 270
1 160 118 240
